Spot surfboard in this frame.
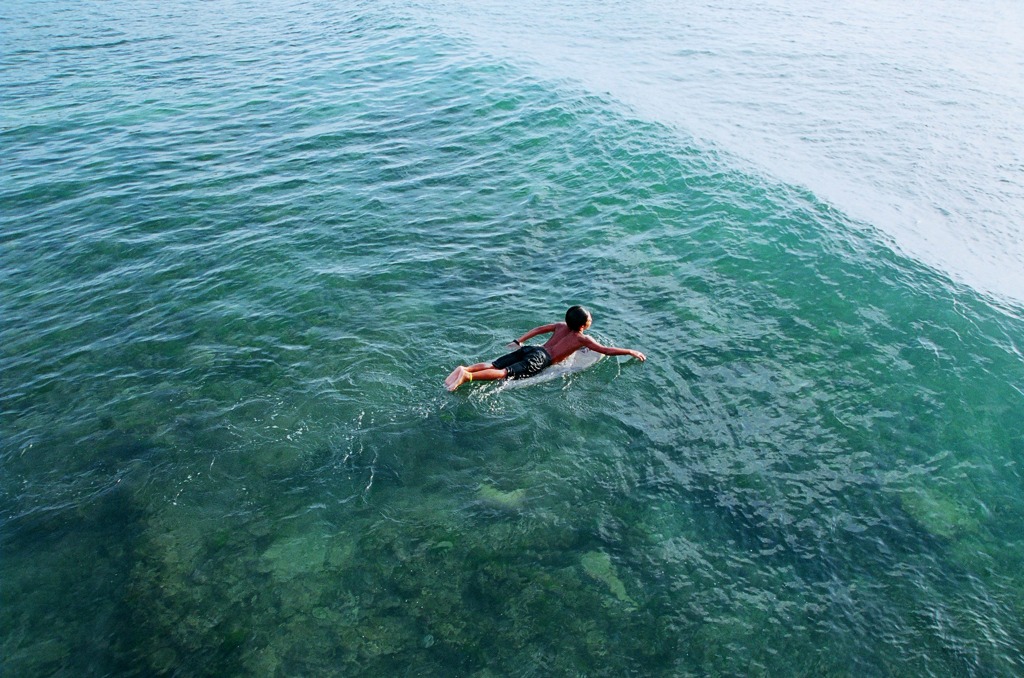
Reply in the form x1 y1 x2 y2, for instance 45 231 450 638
501 347 605 390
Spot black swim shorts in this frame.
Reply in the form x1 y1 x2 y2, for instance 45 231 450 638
492 345 553 380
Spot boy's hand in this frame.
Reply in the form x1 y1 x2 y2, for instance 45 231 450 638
631 350 647 361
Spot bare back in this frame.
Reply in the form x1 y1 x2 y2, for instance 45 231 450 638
541 322 591 364
521 316 643 366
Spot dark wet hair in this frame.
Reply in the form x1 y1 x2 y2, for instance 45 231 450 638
565 305 591 331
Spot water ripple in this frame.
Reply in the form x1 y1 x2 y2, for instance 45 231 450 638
2 0 1024 676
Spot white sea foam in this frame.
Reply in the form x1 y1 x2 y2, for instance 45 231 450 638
422 0 1024 307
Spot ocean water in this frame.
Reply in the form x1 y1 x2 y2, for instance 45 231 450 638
2 0 1023 676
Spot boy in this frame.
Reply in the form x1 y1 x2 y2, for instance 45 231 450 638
444 305 646 391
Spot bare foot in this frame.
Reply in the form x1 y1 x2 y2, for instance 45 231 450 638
445 366 468 391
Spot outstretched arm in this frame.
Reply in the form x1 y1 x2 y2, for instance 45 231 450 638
581 335 646 361
513 323 557 345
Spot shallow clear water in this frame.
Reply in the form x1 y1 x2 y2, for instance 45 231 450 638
2 0 1023 676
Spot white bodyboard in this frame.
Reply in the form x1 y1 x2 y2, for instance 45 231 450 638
502 348 605 390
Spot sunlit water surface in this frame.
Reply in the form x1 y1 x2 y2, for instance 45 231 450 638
2 0 1023 675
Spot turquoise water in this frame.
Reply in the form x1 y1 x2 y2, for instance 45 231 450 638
427 0 1024 306
3 0 1023 676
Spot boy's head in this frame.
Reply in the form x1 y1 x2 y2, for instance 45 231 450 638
565 305 592 332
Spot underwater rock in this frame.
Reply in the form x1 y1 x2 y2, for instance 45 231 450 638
248 647 281 676
898 486 979 539
150 646 178 674
476 484 526 509
580 550 635 606
258 534 329 581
